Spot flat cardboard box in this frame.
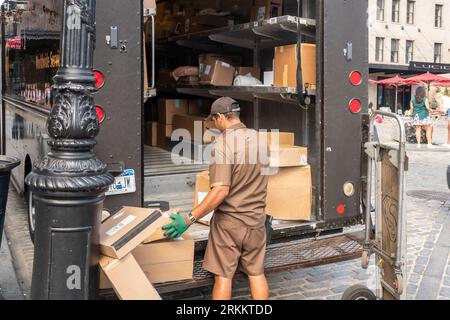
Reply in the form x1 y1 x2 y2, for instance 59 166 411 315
158 99 188 125
269 145 308 167
99 254 161 300
173 114 218 144
100 233 195 288
236 67 261 80
274 44 316 89
260 131 295 146
157 123 173 148
266 166 312 221
251 0 283 21
145 121 157 147
188 99 211 116
99 207 165 259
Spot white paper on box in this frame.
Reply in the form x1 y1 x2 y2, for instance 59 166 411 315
198 192 214 222
106 215 136 236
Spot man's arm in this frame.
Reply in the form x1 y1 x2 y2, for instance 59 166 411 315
191 186 230 221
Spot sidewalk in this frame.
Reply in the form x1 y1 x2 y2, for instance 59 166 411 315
0 232 23 300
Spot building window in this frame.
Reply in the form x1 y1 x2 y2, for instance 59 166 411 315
377 0 385 21
407 1 415 24
435 4 443 28
392 0 400 23
376 37 384 62
406 40 414 64
434 43 442 63
391 39 399 63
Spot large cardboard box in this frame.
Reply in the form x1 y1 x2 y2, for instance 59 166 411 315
274 44 316 89
251 0 283 21
158 99 188 124
269 145 308 167
173 114 218 144
199 54 240 86
145 121 157 147
260 131 295 146
157 123 173 148
266 166 312 221
99 207 165 259
236 67 261 80
99 254 161 300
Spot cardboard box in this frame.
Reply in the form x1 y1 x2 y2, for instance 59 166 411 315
251 0 283 21
266 166 312 221
236 67 261 80
158 68 176 85
145 121 157 147
133 233 195 284
158 99 189 124
156 1 172 24
269 146 308 167
185 15 230 34
99 254 161 300
99 207 165 259
193 171 214 225
188 99 211 116
200 60 236 86
260 131 295 146
157 123 173 148
264 71 274 86
173 114 218 144
274 44 316 88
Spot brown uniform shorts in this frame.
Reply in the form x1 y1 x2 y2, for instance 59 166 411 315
202 215 267 279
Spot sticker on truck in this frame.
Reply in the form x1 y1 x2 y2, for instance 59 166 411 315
106 169 136 196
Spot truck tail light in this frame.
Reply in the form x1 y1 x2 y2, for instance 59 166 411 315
93 70 105 89
96 106 105 123
349 99 362 114
349 71 362 86
337 204 346 216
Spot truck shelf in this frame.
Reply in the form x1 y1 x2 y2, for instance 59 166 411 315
167 15 316 50
158 84 316 105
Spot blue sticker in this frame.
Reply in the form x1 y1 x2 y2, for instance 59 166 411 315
175 99 180 109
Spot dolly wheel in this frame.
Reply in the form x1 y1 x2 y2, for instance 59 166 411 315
361 251 370 269
342 285 377 300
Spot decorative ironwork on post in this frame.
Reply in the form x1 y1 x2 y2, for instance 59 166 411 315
25 0 114 300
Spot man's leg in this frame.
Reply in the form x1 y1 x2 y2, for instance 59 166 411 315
248 274 269 300
212 275 233 300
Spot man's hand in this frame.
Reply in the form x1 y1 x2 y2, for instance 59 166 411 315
162 213 191 239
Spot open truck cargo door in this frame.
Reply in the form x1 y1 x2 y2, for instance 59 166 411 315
94 0 144 212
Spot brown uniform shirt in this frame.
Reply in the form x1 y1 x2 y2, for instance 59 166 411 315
209 122 269 228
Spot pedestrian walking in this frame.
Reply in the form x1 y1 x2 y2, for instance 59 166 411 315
162 97 270 300
409 86 433 147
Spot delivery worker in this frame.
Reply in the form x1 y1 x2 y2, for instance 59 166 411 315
163 97 270 300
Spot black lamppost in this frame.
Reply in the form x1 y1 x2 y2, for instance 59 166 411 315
25 0 113 300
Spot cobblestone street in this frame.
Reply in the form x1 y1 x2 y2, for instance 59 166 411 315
1 119 449 300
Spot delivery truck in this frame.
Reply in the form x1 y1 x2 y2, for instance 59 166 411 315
1 0 369 294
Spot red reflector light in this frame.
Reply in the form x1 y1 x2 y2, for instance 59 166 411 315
337 204 346 215
349 99 362 114
93 70 105 89
96 106 105 123
349 71 362 86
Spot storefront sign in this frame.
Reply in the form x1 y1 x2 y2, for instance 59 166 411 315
409 61 450 73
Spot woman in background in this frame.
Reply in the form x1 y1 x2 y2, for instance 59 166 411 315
410 86 433 147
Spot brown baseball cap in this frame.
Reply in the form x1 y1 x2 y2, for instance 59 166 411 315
207 97 241 120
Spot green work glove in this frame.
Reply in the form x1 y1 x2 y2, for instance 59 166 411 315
162 213 191 239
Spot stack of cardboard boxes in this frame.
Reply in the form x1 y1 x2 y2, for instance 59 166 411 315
99 207 195 300
156 99 188 147
194 131 312 223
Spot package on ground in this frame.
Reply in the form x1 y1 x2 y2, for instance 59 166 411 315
188 99 211 116
173 114 218 144
251 0 283 21
236 67 261 80
99 207 166 259
194 171 214 225
269 145 308 167
266 166 312 221
100 232 195 288
274 43 316 89
145 121 157 147
194 166 312 222
158 99 189 125
101 210 111 222
157 123 173 148
99 254 161 300
260 131 295 146
199 54 241 86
